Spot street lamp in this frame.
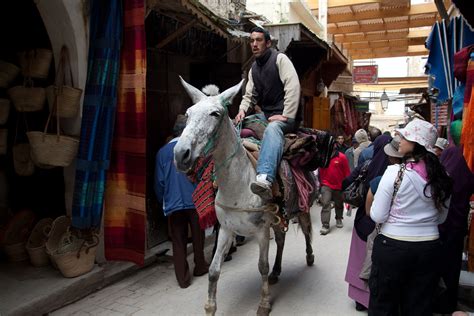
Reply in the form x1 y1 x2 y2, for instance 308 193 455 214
380 90 389 111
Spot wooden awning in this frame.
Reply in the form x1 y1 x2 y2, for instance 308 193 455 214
265 23 329 76
309 0 451 60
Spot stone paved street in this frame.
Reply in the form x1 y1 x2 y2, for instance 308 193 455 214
52 205 364 316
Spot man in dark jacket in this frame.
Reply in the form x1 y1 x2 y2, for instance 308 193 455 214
154 115 208 288
235 27 301 201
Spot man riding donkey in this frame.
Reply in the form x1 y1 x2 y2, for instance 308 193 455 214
235 27 301 201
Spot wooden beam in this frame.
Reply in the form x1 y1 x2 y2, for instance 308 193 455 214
377 76 428 83
434 0 449 20
343 37 425 49
156 19 197 49
308 0 381 10
316 3 437 24
348 45 427 55
328 16 436 34
335 29 430 44
351 50 428 59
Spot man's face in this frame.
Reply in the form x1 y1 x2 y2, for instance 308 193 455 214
250 32 271 57
337 136 344 145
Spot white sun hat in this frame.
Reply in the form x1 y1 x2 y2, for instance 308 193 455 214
395 119 438 154
434 137 449 150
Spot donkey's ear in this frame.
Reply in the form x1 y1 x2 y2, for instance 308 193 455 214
218 80 244 103
179 76 206 104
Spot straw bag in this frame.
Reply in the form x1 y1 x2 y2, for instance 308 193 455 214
0 98 11 125
53 232 99 278
45 215 71 269
0 60 20 88
0 129 7 155
26 218 53 267
27 91 79 167
1 209 35 262
8 79 46 112
46 46 82 118
18 49 53 79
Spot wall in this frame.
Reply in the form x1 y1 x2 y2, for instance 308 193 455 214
199 0 246 19
36 0 89 217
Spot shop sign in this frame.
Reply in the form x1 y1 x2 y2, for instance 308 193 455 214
353 65 378 84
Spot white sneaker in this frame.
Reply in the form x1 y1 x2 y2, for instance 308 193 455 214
250 174 272 201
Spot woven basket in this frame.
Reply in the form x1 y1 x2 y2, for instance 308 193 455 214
53 233 99 278
0 98 11 125
45 216 71 269
4 242 28 262
13 143 35 176
18 49 53 79
27 132 79 167
8 86 46 112
0 129 7 155
46 85 82 118
0 60 20 88
26 218 53 267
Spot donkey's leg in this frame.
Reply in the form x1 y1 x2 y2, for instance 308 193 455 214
256 227 271 316
298 212 314 266
269 225 285 285
205 227 233 316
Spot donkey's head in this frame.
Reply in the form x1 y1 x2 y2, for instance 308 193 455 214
174 76 243 172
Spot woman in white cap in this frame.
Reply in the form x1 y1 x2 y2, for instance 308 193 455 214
434 137 449 157
368 119 452 315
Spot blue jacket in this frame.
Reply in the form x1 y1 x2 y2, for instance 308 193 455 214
358 145 374 167
154 138 196 216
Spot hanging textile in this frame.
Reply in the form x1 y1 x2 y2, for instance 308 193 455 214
104 0 147 266
71 0 122 229
461 54 474 171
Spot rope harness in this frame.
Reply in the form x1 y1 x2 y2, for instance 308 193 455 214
215 201 281 227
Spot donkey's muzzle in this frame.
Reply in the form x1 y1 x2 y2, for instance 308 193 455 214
174 145 193 172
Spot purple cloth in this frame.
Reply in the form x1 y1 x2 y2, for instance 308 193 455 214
439 147 474 235
240 128 257 138
366 135 392 183
345 228 370 308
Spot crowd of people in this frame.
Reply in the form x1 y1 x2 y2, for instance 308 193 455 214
154 26 473 315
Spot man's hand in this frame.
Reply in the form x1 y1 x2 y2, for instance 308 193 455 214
234 110 246 124
268 115 288 122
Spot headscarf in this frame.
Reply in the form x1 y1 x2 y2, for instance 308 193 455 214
439 147 474 234
366 135 392 183
354 129 369 143
353 134 392 241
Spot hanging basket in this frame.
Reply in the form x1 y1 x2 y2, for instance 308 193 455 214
27 131 79 167
0 129 7 155
45 215 71 269
18 49 53 79
0 60 20 88
52 233 99 278
46 85 82 118
0 98 11 125
8 85 46 112
13 143 35 176
26 218 53 267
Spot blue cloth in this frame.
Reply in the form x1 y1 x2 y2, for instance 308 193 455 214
72 0 122 229
344 146 355 171
155 138 196 216
426 21 451 102
254 113 296 182
370 176 382 195
358 145 374 167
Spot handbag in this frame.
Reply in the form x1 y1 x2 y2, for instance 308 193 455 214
359 163 406 281
342 160 371 207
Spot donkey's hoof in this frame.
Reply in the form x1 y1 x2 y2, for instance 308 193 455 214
257 305 271 316
306 254 315 266
268 273 279 285
205 303 216 316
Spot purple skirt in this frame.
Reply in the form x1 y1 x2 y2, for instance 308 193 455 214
345 227 370 308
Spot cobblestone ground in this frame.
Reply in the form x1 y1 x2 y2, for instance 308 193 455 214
52 205 363 316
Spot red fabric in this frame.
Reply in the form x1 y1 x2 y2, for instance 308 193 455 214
192 161 217 229
319 152 350 190
104 0 146 266
454 45 473 83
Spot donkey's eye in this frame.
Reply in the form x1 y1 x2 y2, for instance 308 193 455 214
210 111 220 117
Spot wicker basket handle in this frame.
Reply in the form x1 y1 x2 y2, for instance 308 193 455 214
76 234 99 258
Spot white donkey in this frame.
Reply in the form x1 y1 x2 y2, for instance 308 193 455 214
174 77 314 316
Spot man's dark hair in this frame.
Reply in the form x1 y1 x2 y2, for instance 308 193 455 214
369 127 382 141
250 27 271 41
